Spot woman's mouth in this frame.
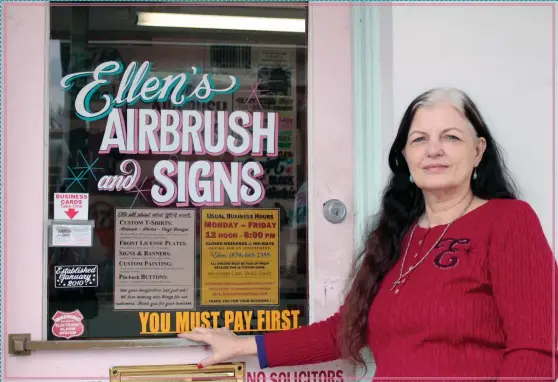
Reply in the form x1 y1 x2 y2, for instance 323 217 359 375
423 165 448 173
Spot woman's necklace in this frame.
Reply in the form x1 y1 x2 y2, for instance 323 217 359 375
390 196 474 294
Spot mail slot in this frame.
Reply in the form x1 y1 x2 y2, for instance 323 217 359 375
109 363 245 382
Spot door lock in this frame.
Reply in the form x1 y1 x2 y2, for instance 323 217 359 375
323 199 347 224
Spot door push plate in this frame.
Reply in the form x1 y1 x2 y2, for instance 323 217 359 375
323 199 347 224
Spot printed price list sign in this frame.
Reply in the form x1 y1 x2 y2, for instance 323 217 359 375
201 208 280 306
114 208 196 311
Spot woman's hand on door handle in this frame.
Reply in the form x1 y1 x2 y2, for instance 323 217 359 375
178 327 257 368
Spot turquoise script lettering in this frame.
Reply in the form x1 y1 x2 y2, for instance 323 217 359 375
60 61 240 122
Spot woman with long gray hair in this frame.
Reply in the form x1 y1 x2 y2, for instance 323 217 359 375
180 88 557 380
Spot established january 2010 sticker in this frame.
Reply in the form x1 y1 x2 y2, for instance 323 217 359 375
51 310 85 339
54 265 98 288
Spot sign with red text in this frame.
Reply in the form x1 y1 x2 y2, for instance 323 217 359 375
201 208 280 306
51 310 85 339
54 193 89 220
247 369 346 382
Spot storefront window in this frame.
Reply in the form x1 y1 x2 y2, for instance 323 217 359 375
47 4 308 340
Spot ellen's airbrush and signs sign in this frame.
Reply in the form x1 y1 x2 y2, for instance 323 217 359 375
50 61 292 336
70 61 275 206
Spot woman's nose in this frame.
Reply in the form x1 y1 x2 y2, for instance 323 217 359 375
426 139 443 157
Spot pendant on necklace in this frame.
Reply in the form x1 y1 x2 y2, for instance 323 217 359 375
393 279 405 294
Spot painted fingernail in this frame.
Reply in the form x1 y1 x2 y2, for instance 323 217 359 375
197 364 203 369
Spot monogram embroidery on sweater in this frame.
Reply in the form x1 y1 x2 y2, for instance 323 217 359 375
433 238 472 269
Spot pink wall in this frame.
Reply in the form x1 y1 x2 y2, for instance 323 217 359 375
3 3 355 380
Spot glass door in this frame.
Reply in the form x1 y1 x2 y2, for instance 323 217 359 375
4 3 355 380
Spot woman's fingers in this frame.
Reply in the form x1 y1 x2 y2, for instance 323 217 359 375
198 353 221 368
177 332 203 342
177 327 241 369
191 327 213 334
177 327 212 343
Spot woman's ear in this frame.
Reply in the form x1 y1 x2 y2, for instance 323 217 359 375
474 137 487 166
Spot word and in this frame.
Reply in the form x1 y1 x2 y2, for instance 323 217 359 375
138 309 300 334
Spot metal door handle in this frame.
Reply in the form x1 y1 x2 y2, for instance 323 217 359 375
8 333 195 356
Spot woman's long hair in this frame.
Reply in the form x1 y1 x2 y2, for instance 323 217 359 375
340 87 518 365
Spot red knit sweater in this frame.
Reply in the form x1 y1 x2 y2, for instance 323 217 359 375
259 199 558 380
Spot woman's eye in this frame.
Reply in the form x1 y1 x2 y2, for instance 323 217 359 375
412 137 425 143
445 135 460 140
